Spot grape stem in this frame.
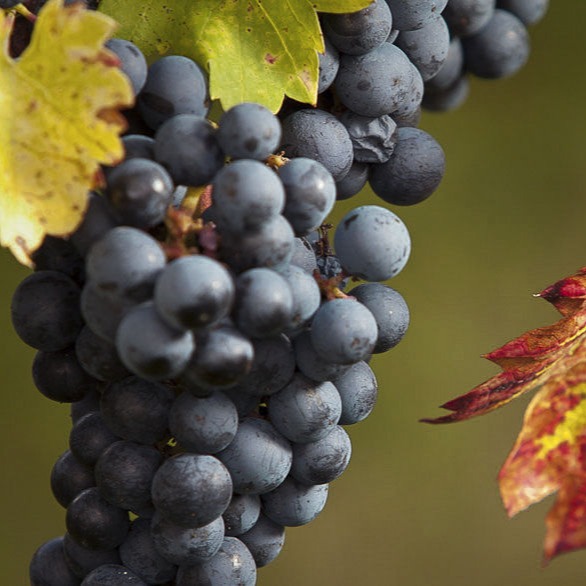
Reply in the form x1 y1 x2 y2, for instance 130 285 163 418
313 269 351 300
266 152 289 170
13 4 36 23
161 207 203 260
311 222 352 300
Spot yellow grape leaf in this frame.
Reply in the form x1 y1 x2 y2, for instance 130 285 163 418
98 0 372 113
0 0 133 265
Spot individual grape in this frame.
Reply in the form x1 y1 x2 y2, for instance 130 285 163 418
50 450 96 509
175 537 257 586
239 513 285 568
105 38 148 95
105 158 174 229
211 159 285 234
75 326 130 382
425 37 465 93
220 214 295 273
85 226 166 304
138 55 208 130
385 0 449 31
69 412 120 467
150 512 224 566
277 158 336 236
236 334 296 396
95 441 163 512
63 533 122 580
279 264 321 332
423 75 470 111
442 0 496 36
217 102 282 160
233 268 293 338
393 106 422 129
169 391 239 454
291 425 352 485
334 361 378 425
153 114 224 186
335 161 369 200
217 417 293 495
387 28 400 43
395 14 451 81
261 477 329 527
315 253 347 285
310 298 377 364
121 135 156 161
116 302 194 381
322 0 393 55
100 376 174 445
11 271 83 351
268 373 342 443
293 331 351 382
280 109 353 181
462 9 530 79
318 36 340 93
334 43 417 118
31 235 85 285
181 324 254 390
70 193 119 257
497 0 548 25
392 60 425 125
118 518 177 585
32 347 100 403
29 536 80 586
70 389 101 424
369 126 445 206
80 283 135 343
334 205 411 281
80 564 147 585
338 111 397 164
66 487 129 550
290 237 318 273
223 494 261 537
122 104 154 137
154 255 235 331
350 282 410 352
222 387 259 418
151 453 233 527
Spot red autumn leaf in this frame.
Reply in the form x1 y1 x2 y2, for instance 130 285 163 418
499 362 586 563
423 267 586 563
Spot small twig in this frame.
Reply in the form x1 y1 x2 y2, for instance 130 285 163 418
14 3 37 23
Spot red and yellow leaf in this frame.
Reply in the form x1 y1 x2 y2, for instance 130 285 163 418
424 267 586 562
499 362 586 561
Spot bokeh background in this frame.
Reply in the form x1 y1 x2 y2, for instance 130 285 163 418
2 2 586 584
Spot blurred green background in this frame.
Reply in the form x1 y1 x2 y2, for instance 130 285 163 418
2 2 586 584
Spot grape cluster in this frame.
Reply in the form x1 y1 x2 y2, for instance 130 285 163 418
279 0 547 205
15 1 548 584
19 37 411 586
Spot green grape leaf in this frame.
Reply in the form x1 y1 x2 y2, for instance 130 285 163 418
98 0 372 113
310 1 371 12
